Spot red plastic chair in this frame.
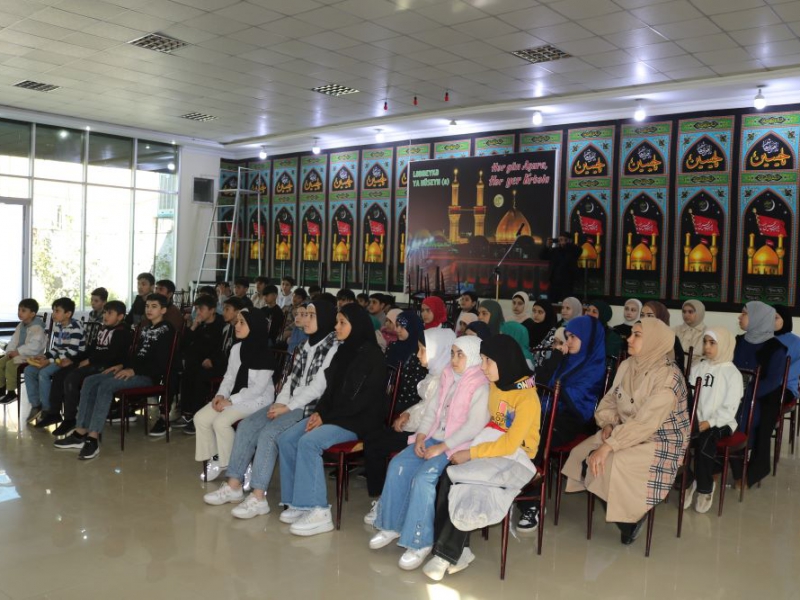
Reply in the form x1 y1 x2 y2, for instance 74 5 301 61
322 364 401 530
771 357 793 475
716 366 760 516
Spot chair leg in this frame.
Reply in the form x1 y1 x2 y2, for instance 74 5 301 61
587 492 594 540
554 454 565 526
718 450 729 516
645 507 655 558
790 407 797 455
163 394 170 444
481 526 489 540
335 452 345 530
537 493 545 555
773 419 783 476
203 460 208 483
120 397 126 452
500 511 510 580
739 450 748 503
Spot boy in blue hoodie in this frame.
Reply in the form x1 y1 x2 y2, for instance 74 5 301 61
0 299 46 404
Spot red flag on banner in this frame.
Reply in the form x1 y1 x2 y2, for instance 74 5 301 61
369 220 385 236
691 214 720 236
337 220 351 236
579 215 603 235
755 213 787 237
307 221 320 236
633 215 659 235
279 222 292 237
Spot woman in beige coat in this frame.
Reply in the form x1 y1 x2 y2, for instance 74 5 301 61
562 318 690 545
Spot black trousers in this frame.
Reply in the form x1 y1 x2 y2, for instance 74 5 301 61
181 360 223 417
47 364 77 416
731 389 785 486
692 425 731 494
432 473 468 565
62 365 103 419
363 427 410 497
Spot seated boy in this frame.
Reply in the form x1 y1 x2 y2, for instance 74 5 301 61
457 291 479 329
154 279 185 331
220 296 244 359
88 288 108 323
51 301 133 436
125 273 155 327
307 285 322 301
337 289 355 309
282 288 308 342
367 293 389 327
54 294 175 460
0 299 46 404
216 281 231 314
356 292 369 309
26 297 85 427
233 277 254 309
251 276 270 309
260 284 284 345
174 294 225 434
277 276 294 309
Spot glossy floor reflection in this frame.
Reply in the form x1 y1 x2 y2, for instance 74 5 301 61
0 402 797 600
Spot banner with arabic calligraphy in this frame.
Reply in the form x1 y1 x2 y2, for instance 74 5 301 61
395 143 430 289
567 125 614 296
736 112 799 305
219 161 242 204
616 122 672 300
298 154 327 286
475 134 514 156
271 157 297 279
406 152 556 299
360 147 393 288
673 117 733 303
328 150 358 288
434 139 471 159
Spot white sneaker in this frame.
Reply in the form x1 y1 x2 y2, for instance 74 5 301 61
205 459 223 482
364 499 379 526
422 556 450 581
695 483 715 514
398 546 431 570
279 507 308 524
289 506 334 537
683 480 697 510
369 529 400 550
203 482 243 506
448 547 475 575
231 494 270 519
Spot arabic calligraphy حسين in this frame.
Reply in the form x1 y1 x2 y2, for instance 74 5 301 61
749 138 791 168
365 165 388 188
573 149 606 175
685 141 723 170
332 168 354 190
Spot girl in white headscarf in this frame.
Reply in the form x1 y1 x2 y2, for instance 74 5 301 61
674 299 706 363
685 327 743 513
613 299 642 340
509 291 532 323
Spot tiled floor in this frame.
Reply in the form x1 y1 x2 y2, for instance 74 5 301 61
0 402 797 600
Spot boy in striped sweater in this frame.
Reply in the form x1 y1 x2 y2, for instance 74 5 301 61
25 297 85 427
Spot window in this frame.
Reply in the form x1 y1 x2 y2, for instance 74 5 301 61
88 133 132 186
34 125 85 182
133 190 177 281
137 140 178 191
85 186 132 305
0 120 30 176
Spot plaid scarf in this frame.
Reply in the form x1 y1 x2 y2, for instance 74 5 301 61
289 331 338 396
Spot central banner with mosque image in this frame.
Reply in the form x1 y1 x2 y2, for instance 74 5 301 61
406 152 556 299
735 111 800 306
360 147 393 289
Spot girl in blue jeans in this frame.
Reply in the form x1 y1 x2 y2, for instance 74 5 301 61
202 300 339 518
276 303 387 537
369 335 490 571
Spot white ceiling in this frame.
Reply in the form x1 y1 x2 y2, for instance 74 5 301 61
3 0 800 157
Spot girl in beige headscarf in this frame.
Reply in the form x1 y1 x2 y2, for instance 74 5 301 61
684 327 743 514
562 319 690 545
674 299 706 362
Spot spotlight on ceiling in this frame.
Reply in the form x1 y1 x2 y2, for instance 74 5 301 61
633 100 646 122
258 146 267 160
448 119 458 133
531 110 543 126
375 129 385 143
167 162 175 171
312 137 321 155
754 86 767 110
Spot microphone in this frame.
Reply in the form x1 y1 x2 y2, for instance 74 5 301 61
515 223 525 237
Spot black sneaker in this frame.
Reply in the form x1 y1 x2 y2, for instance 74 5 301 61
35 412 62 429
0 391 16 404
517 506 540 531
78 437 100 460
182 420 195 435
26 406 41 423
620 516 646 545
52 419 77 437
171 415 191 428
108 406 137 424
54 431 87 449
148 418 167 437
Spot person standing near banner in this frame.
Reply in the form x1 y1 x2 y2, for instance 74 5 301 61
540 232 581 303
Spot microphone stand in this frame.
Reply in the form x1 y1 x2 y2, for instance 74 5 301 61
494 223 525 300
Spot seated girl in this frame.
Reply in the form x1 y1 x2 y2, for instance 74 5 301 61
194 309 276 481
363 327 456 525
368 336 489 571
684 327 743 513
276 304 387 536
674 300 706 364
535 326 566 384
557 297 582 328
421 296 448 330
509 291 532 323
457 312 477 337
477 300 505 336
500 321 534 369
642 301 685 369
381 308 402 348
465 321 491 341
201 301 339 517
585 299 623 361
563 319 690 545
613 299 641 340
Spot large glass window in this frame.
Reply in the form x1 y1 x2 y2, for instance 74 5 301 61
0 176 30 199
31 180 82 303
85 186 132 306
133 190 177 281
0 120 30 176
34 125 85 182
88 133 132 187
136 140 178 192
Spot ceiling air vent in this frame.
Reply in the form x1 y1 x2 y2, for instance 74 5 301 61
129 33 188 54
312 84 360 97
181 112 217 122
511 45 571 65
14 80 60 92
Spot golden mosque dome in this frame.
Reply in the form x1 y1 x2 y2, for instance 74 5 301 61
580 241 598 260
689 243 713 267
495 205 531 244
630 242 653 267
753 244 780 268
334 239 349 262
367 239 383 262
304 238 318 261
277 240 290 260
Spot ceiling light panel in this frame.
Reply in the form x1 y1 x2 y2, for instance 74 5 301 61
511 45 571 65
311 84 360 97
14 80 60 92
129 33 189 54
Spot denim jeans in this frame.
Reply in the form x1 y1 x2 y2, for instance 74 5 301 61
77 372 153 434
227 407 304 491
374 439 451 550
24 362 62 410
277 418 357 509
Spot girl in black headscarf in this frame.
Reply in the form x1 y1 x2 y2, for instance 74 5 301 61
195 309 277 479
525 300 557 349
465 321 492 341
276 303 387 536
203 300 341 515
386 310 424 368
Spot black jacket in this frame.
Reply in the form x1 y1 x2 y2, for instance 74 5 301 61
261 304 284 344
184 314 225 369
87 323 133 369
127 321 174 382
315 342 387 438
125 295 146 326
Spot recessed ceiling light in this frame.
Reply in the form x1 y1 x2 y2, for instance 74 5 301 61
258 146 267 160
14 80 60 92
375 129 385 143
180 112 217 122
448 119 458 133
129 33 188 54
754 86 767 110
312 83 360 97
633 100 646 122
511 45 571 65
312 137 321 155
531 110 543 126
58 130 68 139
85 126 91 131
167 162 175 171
